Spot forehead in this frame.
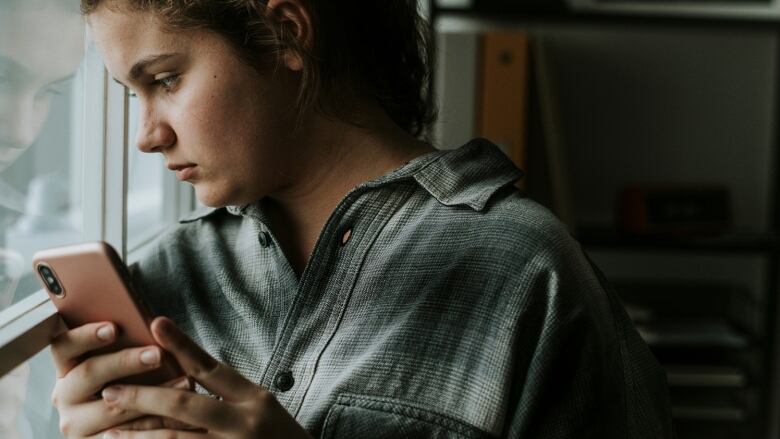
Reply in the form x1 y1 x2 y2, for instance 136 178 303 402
0 6 84 84
87 7 210 79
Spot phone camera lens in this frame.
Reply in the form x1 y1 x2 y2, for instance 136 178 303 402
37 265 64 297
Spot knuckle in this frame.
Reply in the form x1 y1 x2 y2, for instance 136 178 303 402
107 404 127 417
58 417 72 436
171 390 191 410
120 349 137 370
123 385 138 406
243 413 262 433
50 384 60 408
74 359 94 382
189 363 217 381
256 388 276 408
49 341 64 361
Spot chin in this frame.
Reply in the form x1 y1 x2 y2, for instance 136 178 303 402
194 186 229 208
194 184 249 209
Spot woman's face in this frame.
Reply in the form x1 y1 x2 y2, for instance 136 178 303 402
89 7 303 208
0 4 84 172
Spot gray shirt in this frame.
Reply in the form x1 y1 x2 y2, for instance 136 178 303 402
131 139 674 438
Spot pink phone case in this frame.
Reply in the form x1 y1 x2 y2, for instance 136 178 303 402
33 241 182 386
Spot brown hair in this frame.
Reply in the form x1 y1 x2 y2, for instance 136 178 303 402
81 0 436 138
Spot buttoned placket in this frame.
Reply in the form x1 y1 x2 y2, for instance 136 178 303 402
257 183 417 416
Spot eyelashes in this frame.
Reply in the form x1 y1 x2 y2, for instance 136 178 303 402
127 74 180 98
157 74 180 91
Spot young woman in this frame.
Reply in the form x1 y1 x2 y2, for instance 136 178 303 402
50 1 674 438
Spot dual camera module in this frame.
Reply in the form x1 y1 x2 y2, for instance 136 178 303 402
37 264 64 297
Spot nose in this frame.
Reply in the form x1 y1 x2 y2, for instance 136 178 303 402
0 91 48 148
135 101 176 153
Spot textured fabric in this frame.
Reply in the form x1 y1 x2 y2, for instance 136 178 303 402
130 138 674 438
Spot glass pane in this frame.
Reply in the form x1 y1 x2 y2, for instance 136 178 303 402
1 1 86 438
0 350 61 439
127 96 166 249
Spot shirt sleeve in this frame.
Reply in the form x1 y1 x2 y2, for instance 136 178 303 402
502 244 675 439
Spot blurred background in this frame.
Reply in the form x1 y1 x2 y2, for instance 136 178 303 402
0 1 180 437
3 0 780 437
431 0 780 438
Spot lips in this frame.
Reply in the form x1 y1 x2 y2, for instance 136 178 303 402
167 162 197 181
166 162 196 171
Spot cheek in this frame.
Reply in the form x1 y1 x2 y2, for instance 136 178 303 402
182 86 273 159
0 91 51 146
32 98 52 133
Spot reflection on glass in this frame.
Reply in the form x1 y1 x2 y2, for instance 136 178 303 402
0 0 85 305
0 363 29 439
0 248 24 309
1 1 86 438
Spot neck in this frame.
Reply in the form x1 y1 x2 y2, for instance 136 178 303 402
263 106 434 275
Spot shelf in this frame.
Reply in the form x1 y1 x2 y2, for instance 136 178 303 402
576 229 780 253
665 365 748 388
433 4 780 28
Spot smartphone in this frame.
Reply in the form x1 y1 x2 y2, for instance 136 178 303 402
33 241 183 386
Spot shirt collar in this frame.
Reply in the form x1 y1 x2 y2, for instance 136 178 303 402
180 138 523 223
407 138 523 211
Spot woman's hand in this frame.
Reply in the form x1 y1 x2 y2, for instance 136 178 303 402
101 317 314 439
50 322 194 438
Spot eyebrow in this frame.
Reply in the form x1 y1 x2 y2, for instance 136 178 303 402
113 53 179 86
49 74 77 87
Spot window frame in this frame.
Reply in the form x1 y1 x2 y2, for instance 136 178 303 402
0 43 194 378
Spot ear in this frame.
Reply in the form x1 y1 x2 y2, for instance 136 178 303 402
266 0 313 72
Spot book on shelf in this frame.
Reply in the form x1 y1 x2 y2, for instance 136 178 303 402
435 28 574 227
476 30 530 188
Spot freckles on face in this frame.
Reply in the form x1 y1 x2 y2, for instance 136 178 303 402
89 7 301 207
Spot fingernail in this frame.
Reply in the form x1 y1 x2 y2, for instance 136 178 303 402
103 430 119 439
140 348 160 366
102 386 120 403
96 325 114 341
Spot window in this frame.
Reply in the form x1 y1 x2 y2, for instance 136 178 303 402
0 5 194 437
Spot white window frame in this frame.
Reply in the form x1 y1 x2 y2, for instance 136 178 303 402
0 45 194 377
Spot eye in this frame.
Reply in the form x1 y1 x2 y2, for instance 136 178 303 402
37 78 73 99
155 74 180 92
35 83 67 100
42 85 64 96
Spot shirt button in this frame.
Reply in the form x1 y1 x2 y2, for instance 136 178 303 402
258 231 271 247
341 228 353 246
274 371 294 392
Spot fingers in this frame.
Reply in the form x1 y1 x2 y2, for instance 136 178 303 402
50 322 117 377
55 345 164 404
161 375 194 392
150 317 257 401
102 384 241 431
56 398 147 438
114 415 205 432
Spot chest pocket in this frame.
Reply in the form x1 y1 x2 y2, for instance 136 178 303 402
320 394 492 439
